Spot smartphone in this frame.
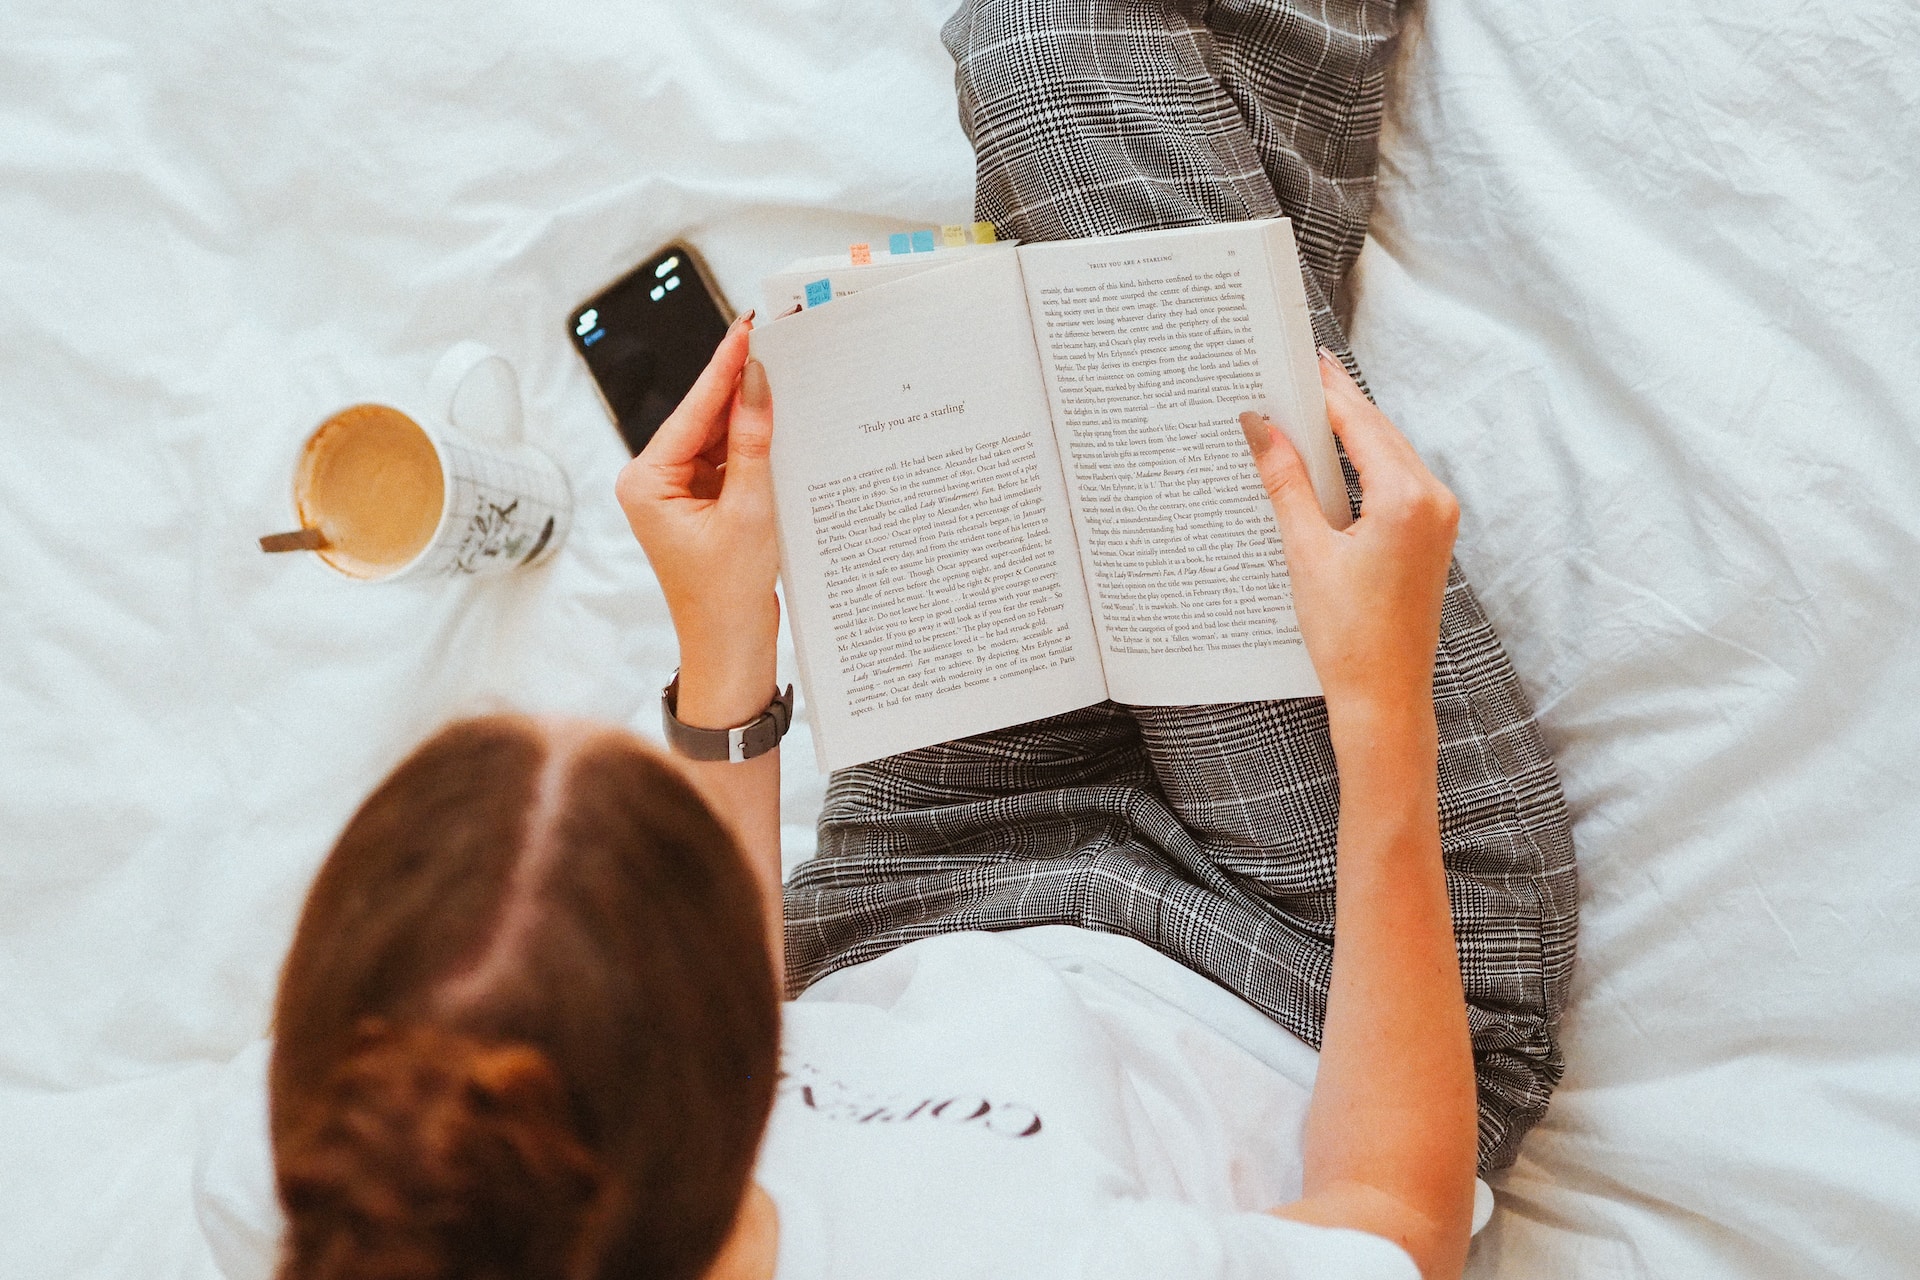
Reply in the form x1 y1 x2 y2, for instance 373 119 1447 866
569 242 733 455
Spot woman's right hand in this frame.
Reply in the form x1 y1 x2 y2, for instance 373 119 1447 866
1240 350 1459 722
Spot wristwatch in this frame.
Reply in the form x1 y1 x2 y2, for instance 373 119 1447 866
660 672 795 763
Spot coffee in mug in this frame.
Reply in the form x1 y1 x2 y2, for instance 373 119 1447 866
263 348 572 580
294 405 448 578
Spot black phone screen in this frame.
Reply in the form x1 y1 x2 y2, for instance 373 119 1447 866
570 244 731 455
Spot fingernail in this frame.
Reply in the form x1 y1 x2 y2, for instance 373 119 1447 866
1238 411 1274 459
1317 346 1339 365
739 308 755 328
741 359 771 409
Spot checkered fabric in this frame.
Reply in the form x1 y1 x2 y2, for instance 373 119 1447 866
782 0 1578 1172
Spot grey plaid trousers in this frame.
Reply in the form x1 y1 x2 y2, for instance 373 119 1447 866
783 0 1578 1172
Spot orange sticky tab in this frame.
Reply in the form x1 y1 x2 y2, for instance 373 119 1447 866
972 220 997 244
941 224 966 247
850 243 872 265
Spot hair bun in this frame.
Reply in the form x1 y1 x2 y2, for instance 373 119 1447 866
276 1019 607 1280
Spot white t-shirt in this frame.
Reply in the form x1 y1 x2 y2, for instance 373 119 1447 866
758 926 1420 1279
197 927 1484 1279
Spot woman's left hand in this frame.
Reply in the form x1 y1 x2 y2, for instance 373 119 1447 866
615 313 780 723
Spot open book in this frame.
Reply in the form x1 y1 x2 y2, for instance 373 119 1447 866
750 219 1349 771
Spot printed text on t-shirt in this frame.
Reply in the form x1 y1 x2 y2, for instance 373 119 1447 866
778 1058 1043 1138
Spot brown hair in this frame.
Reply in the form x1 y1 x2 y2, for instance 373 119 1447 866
270 716 779 1280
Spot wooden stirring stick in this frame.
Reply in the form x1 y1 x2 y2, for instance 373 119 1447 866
259 528 328 553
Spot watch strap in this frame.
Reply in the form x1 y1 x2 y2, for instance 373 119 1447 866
661 674 794 763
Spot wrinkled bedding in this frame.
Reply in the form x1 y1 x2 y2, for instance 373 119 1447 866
2 0 1915 1275
1352 3 1920 1274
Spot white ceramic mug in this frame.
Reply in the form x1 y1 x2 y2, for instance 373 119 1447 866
268 345 572 580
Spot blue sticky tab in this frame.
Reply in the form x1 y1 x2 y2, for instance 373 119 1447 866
804 278 832 308
888 232 912 256
911 229 936 252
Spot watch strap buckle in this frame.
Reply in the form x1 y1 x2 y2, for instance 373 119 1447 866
662 673 795 763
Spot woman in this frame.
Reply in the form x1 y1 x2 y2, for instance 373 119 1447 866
214 322 1475 1280
204 2 1576 1276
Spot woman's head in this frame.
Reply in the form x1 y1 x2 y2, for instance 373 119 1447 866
270 716 779 1280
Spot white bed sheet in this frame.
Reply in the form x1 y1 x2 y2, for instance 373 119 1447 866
2 0 1916 1276
0 2 966 1273
1350 2 1920 1276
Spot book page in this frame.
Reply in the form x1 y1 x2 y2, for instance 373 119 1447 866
1016 221 1331 705
750 252 1106 771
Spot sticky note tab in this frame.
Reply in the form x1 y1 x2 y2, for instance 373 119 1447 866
850 243 872 265
804 278 832 308
911 229 936 253
972 220 997 244
889 232 912 256
941 224 966 247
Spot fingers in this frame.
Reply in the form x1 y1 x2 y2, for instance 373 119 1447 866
1314 351 1459 536
718 358 776 516
1317 348 1454 490
640 312 755 466
1240 411 1330 554
1315 349 1411 483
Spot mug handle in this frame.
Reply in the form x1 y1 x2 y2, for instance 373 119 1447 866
429 341 523 445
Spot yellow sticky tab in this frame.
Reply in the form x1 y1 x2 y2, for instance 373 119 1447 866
941 224 966 247
850 243 872 265
972 220 997 244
